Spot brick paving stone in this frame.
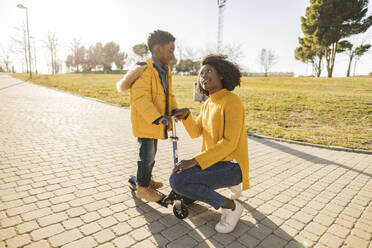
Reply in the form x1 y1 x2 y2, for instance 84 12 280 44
6 203 37 217
67 207 86 217
351 228 371 241
48 229 83 247
129 226 153 241
168 235 199 248
93 229 116 244
37 212 68 227
318 233 344 248
162 222 192 241
23 240 49 248
304 222 327 236
1 215 22 228
30 223 64 241
98 216 118 228
15 220 39 234
80 222 102 235
0 227 16 241
314 213 335 226
259 234 288 248
112 235 136 248
112 222 132 235
62 236 97 248
292 211 313 224
81 211 101 223
5 234 31 248
133 239 158 248
328 223 350 239
62 217 84 229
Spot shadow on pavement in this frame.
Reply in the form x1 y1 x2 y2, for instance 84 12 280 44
253 137 371 178
129 188 308 248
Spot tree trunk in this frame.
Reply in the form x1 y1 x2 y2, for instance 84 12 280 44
346 54 353 77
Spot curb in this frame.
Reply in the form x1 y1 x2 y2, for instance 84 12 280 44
16 78 372 155
247 133 372 155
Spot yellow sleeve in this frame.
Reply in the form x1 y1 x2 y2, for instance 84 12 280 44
182 105 203 138
194 97 244 170
130 69 162 124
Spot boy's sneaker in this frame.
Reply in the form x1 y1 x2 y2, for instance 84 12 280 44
136 186 163 202
149 178 163 190
215 200 243 233
229 184 242 200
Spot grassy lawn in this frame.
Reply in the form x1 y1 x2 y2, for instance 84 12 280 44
13 73 372 150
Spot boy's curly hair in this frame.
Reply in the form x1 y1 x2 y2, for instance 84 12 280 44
147 30 176 52
197 54 241 96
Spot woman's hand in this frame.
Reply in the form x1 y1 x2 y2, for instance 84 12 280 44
172 108 190 121
173 158 198 174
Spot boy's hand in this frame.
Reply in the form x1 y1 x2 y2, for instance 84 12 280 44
172 108 190 121
158 116 171 126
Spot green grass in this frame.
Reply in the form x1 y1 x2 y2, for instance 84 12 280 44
13 73 372 150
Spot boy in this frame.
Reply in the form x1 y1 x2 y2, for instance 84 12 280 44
127 30 178 202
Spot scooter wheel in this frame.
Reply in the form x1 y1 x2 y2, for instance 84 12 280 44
173 203 188 219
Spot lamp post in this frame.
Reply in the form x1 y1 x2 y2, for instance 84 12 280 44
17 4 32 79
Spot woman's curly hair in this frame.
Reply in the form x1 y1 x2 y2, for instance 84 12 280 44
197 54 241 96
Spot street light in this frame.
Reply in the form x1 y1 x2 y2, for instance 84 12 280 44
17 4 32 79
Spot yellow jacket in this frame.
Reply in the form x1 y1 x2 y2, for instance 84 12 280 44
129 58 178 139
182 89 250 190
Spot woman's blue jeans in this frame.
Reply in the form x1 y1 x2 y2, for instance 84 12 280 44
169 161 242 210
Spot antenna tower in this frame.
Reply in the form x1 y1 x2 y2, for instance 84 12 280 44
217 0 227 53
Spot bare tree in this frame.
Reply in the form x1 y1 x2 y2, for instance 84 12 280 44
1 44 13 72
69 38 85 72
44 32 58 74
12 23 30 73
257 48 278 76
222 42 244 63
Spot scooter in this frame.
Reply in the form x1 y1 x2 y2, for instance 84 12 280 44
128 116 191 219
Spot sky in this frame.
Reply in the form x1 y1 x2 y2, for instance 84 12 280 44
1 0 372 76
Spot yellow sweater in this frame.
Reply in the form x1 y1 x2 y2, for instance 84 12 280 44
182 89 250 190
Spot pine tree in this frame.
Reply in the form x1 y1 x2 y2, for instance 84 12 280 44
299 0 372 77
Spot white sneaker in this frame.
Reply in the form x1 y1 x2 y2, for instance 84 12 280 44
215 200 243 233
229 184 242 200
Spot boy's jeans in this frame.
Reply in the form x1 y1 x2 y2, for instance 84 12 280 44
137 138 158 187
169 161 242 209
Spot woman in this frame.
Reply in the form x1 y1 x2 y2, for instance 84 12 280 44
170 54 249 233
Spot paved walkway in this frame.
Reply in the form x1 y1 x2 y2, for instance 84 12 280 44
0 73 371 248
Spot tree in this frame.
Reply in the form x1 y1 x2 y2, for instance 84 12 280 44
257 48 278 77
132 43 149 59
337 40 371 76
69 38 85 72
295 37 324 77
12 23 30 73
300 0 372 77
176 59 200 75
85 42 104 71
353 43 371 76
65 55 73 72
222 43 244 63
45 32 58 74
102 41 121 71
1 45 13 72
114 51 128 70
